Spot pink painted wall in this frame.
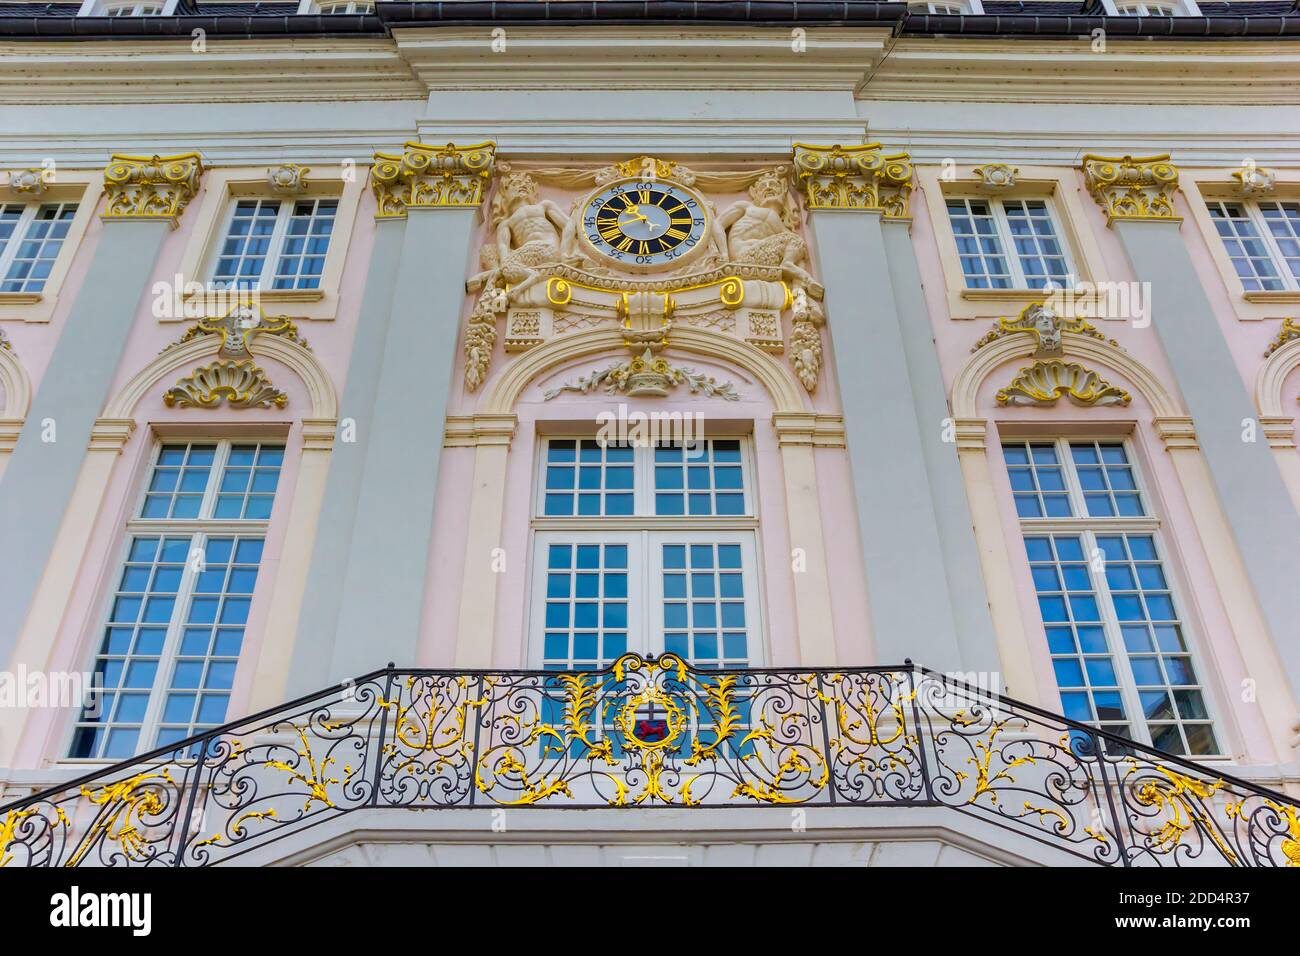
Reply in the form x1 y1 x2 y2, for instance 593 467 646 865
908 175 1282 765
418 174 864 671
14 181 378 766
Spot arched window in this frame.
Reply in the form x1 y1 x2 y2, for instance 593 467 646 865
68 440 285 759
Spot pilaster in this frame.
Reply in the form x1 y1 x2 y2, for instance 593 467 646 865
324 141 496 681
1083 151 1300 747
792 143 965 673
0 153 203 668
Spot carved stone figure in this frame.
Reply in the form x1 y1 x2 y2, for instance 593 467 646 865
790 284 825 392
1028 303 1064 357
712 168 815 287
464 284 508 391
482 170 572 299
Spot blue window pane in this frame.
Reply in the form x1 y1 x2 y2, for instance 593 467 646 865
1053 659 1085 687
1023 537 1052 562
1112 595 1145 621
1037 596 1068 621
574 603 598 628
1076 626 1109 654
1127 536 1157 560
1046 627 1076 654
1085 658 1117 686
1015 496 1043 519
664 634 689 657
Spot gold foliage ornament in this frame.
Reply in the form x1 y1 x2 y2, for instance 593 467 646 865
102 152 204 226
1264 316 1300 357
791 143 914 218
973 301 1113 358
996 359 1131 407
1081 153 1180 223
170 304 308 360
163 359 287 409
371 141 496 218
544 347 740 402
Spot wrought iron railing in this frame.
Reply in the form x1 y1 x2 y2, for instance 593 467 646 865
1 655 1297 866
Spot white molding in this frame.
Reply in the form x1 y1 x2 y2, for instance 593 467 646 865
392 27 893 93
861 39 1300 105
0 40 424 105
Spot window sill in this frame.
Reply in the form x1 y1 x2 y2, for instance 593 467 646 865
182 288 326 305
1243 291 1300 304
0 291 44 305
960 288 1085 303
531 515 759 531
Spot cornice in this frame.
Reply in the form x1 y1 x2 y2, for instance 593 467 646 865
391 26 894 92
2 32 1298 108
860 38 1300 105
0 39 424 105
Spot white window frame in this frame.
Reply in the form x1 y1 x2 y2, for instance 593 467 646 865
1102 0 1200 14
1207 198 1300 293
0 201 78 295
531 437 756 520
68 439 282 761
907 0 983 12
301 0 375 12
527 530 763 670
205 196 338 292
528 436 764 670
946 195 1078 292
1008 436 1224 757
79 0 177 15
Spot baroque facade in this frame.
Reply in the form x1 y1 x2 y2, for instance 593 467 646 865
0 1 1299 867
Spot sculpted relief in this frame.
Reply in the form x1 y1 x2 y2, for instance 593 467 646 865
463 156 827 397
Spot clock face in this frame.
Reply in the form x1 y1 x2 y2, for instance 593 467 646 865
580 179 709 270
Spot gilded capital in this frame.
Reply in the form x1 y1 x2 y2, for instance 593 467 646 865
102 152 204 226
371 141 496 218
791 143 913 218
1080 153 1181 224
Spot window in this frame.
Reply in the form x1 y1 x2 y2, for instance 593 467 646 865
102 2 164 14
946 197 1074 291
209 197 337 291
532 438 760 671
1113 1 1180 13
69 441 284 760
908 1 972 11
1207 200 1300 292
314 0 374 11
1004 440 1219 756
0 203 77 294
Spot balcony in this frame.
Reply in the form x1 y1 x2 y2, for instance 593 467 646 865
1 654 1297 866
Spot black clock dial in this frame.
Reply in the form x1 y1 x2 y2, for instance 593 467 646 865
582 180 708 268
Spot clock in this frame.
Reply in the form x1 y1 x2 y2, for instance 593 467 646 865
579 179 710 272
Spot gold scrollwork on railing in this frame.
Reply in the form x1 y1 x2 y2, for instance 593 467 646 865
2 657 1298 867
